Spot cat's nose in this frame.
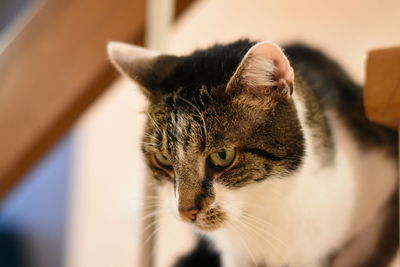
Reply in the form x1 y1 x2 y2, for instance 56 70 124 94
179 208 199 221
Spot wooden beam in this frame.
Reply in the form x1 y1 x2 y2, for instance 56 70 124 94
0 0 195 201
364 46 400 130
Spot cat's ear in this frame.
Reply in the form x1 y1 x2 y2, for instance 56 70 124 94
226 41 294 108
107 41 178 97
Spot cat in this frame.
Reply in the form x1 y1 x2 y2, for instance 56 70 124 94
107 39 398 267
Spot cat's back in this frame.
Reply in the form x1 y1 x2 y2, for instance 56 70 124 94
284 44 398 158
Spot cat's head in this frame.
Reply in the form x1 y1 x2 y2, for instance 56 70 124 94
108 40 305 232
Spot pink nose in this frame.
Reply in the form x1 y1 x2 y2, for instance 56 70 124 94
179 208 199 221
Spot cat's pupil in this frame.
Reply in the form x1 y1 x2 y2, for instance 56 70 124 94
218 151 227 160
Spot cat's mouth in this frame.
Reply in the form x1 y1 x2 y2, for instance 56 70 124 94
190 206 227 232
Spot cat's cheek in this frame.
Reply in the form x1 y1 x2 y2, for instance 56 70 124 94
194 207 228 232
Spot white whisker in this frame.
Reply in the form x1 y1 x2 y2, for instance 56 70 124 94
139 210 161 223
146 111 163 135
228 221 259 267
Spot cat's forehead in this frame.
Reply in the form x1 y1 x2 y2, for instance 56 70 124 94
148 90 218 135
147 93 268 150
149 86 219 117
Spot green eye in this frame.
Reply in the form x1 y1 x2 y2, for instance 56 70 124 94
209 149 235 167
155 153 172 167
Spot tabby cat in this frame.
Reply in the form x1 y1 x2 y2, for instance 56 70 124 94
107 39 398 267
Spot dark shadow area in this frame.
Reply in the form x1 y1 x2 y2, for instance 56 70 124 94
0 226 25 267
0 0 38 35
0 134 74 267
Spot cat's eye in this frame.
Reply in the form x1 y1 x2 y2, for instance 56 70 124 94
209 149 236 167
154 153 172 167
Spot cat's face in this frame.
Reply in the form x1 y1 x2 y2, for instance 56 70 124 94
108 40 305 231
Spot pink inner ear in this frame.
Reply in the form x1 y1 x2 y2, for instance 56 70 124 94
252 42 294 88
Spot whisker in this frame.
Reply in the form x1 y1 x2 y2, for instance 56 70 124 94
143 223 162 246
141 196 161 200
222 199 290 261
146 112 163 135
143 133 160 141
143 221 163 267
241 211 290 248
140 204 161 211
227 221 259 267
141 216 159 237
239 215 289 262
139 210 161 223
234 216 286 263
142 142 160 147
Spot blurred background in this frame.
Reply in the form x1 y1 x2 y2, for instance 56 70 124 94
0 0 399 267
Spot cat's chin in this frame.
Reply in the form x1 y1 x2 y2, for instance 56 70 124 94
191 206 227 232
193 222 224 232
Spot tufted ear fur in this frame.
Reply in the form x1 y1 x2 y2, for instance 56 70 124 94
107 41 179 97
226 41 294 108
